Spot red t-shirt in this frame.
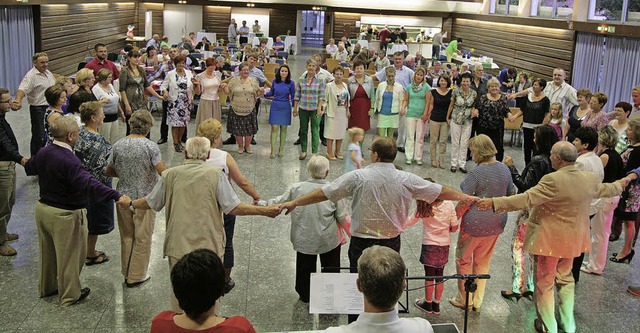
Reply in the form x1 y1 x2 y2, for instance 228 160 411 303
150 311 256 333
378 29 391 44
84 58 120 80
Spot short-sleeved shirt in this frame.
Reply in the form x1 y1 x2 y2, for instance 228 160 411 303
450 88 477 126
375 66 414 88
460 163 514 237
228 76 259 115
107 137 161 198
74 128 112 185
345 143 362 173
476 94 510 130
85 58 120 80
322 163 442 239
18 67 56 106
414 200 458 246
405 83 431 118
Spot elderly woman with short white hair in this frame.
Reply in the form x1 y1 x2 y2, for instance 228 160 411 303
473 77 514 162
258 155 350 303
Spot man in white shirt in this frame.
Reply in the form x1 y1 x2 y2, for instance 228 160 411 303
146 34 160 50
11 52 56 156
228 19 237 44
238 20 250 45
511 68 577 119
324 246 434 333
333 43 349 61
280 137 476 271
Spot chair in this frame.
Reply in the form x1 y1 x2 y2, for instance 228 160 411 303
326 58 340 72
505 107 523 147
340 61 351 69
364 69 375 76
191 53 203 59
277 51 288 60
212 47 224 53
264 63 279 76
85 57 94 63
275 59 285 65
368 61 376 71
265 71 276 84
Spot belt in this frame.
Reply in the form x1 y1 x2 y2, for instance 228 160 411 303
0 161 16 166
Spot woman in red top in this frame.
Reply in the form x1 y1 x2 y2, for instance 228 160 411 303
150 249 256 333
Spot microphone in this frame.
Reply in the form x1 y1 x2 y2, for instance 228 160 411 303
455 274 491 279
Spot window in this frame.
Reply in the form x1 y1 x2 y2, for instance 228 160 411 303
591 0 624 21
496 0 520 15
626 0 640 22
532 0 574 18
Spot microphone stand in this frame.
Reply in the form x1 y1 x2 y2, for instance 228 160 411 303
406 274 490 333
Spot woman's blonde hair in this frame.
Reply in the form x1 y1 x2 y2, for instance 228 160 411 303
385 66 396 78
96 68 113 82
196 118 223 144
75 68 94 87
486 77 500 89
128 110 154 135
468 134 497 163
347 127 364 141
628 119 640 144
79 101 103 124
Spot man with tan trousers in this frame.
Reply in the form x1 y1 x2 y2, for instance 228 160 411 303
476 141 627 333
128 136 280 310
24 116 130 306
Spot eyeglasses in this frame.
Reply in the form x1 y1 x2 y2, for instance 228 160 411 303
0 99 11 104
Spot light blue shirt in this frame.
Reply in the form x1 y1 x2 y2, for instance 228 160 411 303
375 65 414 89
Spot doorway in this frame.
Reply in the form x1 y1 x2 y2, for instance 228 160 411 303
301 10 325 46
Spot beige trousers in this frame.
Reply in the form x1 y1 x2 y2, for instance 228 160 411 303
35 202 88 306
429 120 448 164
116 205 155 283
454 229 499 309
534 255 576 333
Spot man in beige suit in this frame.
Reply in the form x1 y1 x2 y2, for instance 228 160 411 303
129 137 279 310
476 142 627 333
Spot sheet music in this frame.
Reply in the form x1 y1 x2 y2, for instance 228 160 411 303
309 273 364 314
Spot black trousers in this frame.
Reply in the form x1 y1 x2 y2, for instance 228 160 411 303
223 214 236 268
29 105 47 156
477 126 505 162
160 100 187 142
523 128 536 166
347 235 401 323
466 118 479 160
572 214 596 283
295 245 341 302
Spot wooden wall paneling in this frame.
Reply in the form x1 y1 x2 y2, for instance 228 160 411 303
40 3 137 75
138 2 164 39
442 17 453 43
451 17 575 81
269 8 297 37
333 13 361 40
203 6 231 42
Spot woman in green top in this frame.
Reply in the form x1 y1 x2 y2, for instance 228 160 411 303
401 66 431 165
446 37 462 62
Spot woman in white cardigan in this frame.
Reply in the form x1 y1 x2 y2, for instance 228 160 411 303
322 66 350 160
374 66 404 139
160 55 197 152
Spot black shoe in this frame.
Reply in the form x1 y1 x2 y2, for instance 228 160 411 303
609 235 620 242
450 166 457 173
322 140 327 146
224 278 235 294
156 138 167 144
432 301 440 315
126 275 151 288
294 139 301 145
501 290 522 301
223 137 236 145
610 249 635 264
74 287 90 304
459 167 468 173
397 147 405 153
251 138 257 145
414 299 432 314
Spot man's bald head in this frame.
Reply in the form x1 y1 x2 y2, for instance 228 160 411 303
552 141 577 163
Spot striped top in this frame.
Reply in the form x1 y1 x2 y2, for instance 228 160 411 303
18 67 56 106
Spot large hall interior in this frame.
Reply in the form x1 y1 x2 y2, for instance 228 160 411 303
0 0 639 332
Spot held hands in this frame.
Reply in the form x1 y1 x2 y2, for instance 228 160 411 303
262 205 281 218
503 155 513 167
472 109 479 118
20 157 29 166
507 93 517 100
475 198 494 211
317 108 324 117
618 176 633 189
278 201 297 215
446 118 451 125
507 114 516 122
400 108 406 116
116 195 132 206
10 100 21 111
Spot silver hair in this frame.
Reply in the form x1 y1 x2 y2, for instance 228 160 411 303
553 142 577 163
50 116 79 140
306 155 330 179
185 137 211 160
487 77 500 88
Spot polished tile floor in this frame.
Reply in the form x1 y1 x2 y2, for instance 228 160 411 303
1 48 638 332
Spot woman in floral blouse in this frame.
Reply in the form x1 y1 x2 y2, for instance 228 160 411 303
447 72 476 173
473 77 514 162
74 101 114 265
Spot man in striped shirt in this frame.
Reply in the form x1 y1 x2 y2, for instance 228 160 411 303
511 68 578 119
11 52 56 156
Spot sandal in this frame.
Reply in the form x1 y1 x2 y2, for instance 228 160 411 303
85 251 109 266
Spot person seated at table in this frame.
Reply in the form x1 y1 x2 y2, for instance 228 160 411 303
258 39 270 58
181 49 198 68
142 46 160 69
341 36 352 52
273 36 285 52
334 43 349 61
195 37 212 51
215 56 232 80
351 43 362 58
326 38 338 56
